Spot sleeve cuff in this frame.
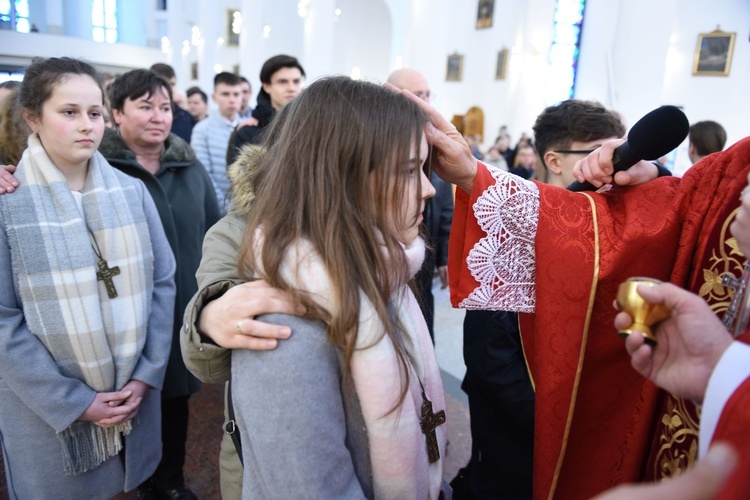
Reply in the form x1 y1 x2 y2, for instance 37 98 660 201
699 341 750 458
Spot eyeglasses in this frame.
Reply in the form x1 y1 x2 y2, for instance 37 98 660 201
553 149 596 155
413 91 433 102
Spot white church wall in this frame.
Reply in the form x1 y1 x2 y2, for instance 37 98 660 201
3 0 747 160
400 0 749 156
0 30 163 74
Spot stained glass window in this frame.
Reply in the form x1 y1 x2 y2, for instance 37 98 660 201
546 0 585 105
0 0 30 33
92 0 117 43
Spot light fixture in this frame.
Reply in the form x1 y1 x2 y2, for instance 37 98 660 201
182 40 190 56
214 64 223 73
298 0 310 18
351 66 361 80
161 36 171 54
232 11 243 35
217 37 225 46
262 24 271 38
191 26 201 46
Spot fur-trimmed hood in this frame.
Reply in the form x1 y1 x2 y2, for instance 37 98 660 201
227 143 264 215
99 127 196 165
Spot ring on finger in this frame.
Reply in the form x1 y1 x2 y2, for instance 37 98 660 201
236 320 243 334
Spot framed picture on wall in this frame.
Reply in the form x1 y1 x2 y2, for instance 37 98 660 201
693 29 735 76
227 9 241 46
495 48 508 80
446 54 464 82
190 62 198 81
476 0 494 30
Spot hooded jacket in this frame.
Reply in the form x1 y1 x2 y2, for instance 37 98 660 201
227 89 276 165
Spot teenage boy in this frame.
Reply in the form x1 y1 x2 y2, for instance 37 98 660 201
228 55 304 163
191 72 242 213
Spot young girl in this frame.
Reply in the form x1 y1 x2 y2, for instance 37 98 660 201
231 77 448 498
0 57 175 497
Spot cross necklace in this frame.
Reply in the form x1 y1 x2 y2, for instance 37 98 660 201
87 228 120 299
417 377 446 463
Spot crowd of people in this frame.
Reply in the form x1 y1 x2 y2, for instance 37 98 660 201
0 49 744 500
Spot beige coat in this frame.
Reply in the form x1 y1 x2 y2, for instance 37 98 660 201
180 148 258 499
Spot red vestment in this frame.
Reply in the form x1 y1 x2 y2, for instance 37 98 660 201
449 138 750 498
714 375 750 498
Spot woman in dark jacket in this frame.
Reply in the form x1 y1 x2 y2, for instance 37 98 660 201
100 68 220 499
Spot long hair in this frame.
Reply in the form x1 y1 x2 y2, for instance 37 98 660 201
238 77 427 406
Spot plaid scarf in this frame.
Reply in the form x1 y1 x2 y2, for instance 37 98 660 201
0 134 154 475
257 234 447 499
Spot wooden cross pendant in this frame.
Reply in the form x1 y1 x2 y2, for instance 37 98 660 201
420 393 446 463
96 259 120 299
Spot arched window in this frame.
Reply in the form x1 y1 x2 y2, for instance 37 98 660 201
546 0 586 105
92 0 117 43
0 0 30 33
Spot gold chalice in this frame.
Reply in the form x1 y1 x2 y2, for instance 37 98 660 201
616 277 671 345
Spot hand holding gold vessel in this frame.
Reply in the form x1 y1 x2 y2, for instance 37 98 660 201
616 277 672 344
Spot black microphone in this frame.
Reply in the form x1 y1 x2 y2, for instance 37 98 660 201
567 105 689 192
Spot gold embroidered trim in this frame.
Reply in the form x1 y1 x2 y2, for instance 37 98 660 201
652 207 741 480
518 317 536 393
698 207 743 314
548 192 600 499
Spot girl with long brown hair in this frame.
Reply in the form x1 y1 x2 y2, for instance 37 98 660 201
231 76 448 498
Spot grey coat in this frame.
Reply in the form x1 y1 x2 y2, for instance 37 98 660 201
0 176 176 498
232 314 373 499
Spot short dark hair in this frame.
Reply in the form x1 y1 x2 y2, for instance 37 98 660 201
689 120 727 157
108 69 173 112
150 63 176 81
186 86 208 104
19 57 104 117
240 76 250 86
0 80 21 90
214 72 241 88
532 99 625 167
259 55 305 84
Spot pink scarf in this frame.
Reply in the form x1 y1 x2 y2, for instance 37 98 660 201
264 234 447 498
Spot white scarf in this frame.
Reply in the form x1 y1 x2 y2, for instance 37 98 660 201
0 134 154 474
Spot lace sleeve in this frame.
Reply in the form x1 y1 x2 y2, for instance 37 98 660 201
459 166 539 312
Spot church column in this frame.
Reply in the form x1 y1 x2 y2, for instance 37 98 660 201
62 0 92 39
194 0 221 94
303 0 335 79
118 0 148 46
239 0 265 105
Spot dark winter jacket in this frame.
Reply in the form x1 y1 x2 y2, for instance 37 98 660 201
100 127 221 397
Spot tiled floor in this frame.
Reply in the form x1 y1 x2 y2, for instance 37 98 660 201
0 278 471 498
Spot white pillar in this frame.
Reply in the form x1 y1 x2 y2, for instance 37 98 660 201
63 0 92 39
118 0 148 46
303 0 335 80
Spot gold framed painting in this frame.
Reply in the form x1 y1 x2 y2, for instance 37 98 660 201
495 48 508 80
693 29 735 76
446 54 464 82
476 0 494 30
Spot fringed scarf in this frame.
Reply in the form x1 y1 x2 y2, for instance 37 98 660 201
0 134 154 474
256 233 447 499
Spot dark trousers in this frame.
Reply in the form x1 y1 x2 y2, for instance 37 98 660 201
152 395 190 488
454 310 534 499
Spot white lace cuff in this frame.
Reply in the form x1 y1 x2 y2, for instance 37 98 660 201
459 166 539 312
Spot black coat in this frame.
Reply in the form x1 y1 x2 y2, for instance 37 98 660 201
100 128 221 398
227 89 276 164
